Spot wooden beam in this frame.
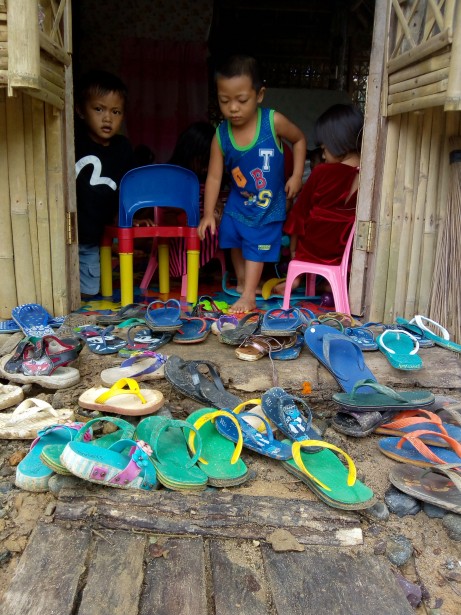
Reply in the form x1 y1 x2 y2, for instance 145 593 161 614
388 28 451 74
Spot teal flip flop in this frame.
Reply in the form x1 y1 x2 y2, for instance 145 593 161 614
412 315 461 353
135 416 208 491
15 422 90 492
332 379 435 411
186 408 250 486
40 416 135 475
377 329 422 370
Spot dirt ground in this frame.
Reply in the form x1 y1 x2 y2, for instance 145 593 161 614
0 315 461 614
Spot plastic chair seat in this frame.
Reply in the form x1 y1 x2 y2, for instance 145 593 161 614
100 164 201 305
282 224 355 314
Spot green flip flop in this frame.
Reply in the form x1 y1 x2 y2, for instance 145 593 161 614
332 379 435 411
135 416 208 491
40 417 135 475
186 408 250 487
281 439 376 510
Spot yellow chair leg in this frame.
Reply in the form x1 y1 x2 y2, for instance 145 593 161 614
186 249 200 305
158 243 170 294
119 252 134 306
100 246 113 297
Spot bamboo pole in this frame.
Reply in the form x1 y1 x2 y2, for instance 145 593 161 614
394 113 420 319
22 95 41 306
389 51 450 84
41 56 65 88
31 97 54 311
444 0 461 111
368 116 401 322
418 106 444 314
7 0 40 90
6 92 37 303
405 109 432 317
0 89 17 316
388 29 451 74
389 66 449 94
38 75 64 100
45 104 67 315
24 86 64 110
0 26 6 43
387 92 446 116
382 114 408 320
39 31 71 67
388 79 448 104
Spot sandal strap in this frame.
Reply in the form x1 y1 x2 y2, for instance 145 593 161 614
95 439 153 486
95 378 147 405
396 429 461 463
30 421 89 450
150 418 202 468
381 409 445 432
350 379 410 402
190 409 244 465
74 416 135 442
292 440 357 491
413 315 450 340
120 351 166 377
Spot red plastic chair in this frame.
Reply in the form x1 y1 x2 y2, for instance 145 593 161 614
100 164 201 305
282 223 355 314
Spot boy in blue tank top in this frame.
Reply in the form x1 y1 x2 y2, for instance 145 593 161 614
198 55 306 313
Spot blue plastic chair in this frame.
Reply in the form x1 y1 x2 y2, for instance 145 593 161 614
101 164 201 305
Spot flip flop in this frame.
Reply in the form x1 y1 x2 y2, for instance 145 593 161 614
84 326 127 355
135 416 208 491
235 334 296 361
411 315 461 353
281 439 376 510
374 409 461 447
0 315 65 334
164 355 242 409
122 325 173 354
214 400 292 460
186 408 250 487
304 324 377 393
260 308 303 336
211 314 239 335
332 379 435 411
378 430 461 467
389 463 461 514
271 333 305 360
218 312 262 345
332 408 401 438
191 296 225 319
11 303 56 337
145 299 182 332
0 383 24 410
344 326 378 351
0 354 80 390
261 387 321 445
78 378 164 416
393 317 435 348
377 329 422 370
0 398 74 439
100 351 167 386
173 317 211 344
15 422 90 492
96 303 147 325
61 438 159 491
40 416 135 475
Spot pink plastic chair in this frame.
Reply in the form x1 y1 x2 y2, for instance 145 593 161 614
282 224 355 314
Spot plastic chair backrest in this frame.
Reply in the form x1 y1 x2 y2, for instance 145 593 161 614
118 163 200 228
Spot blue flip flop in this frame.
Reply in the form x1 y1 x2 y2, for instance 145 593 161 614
214 401 292 460
15 422 90 492
377 329 422 370
344 326 378 351
83 325 127 355
260 308 303 336
173 317 211 344
12 303 57 338
145 299 182 331
378 430 461 468
304 324 377 393
272 332 305 360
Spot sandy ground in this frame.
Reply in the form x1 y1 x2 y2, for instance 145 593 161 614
0 316 461 613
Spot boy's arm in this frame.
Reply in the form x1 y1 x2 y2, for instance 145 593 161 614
274 112 307 199
198 136 223 239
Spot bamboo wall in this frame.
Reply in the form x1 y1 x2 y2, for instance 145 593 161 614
0 0 78 318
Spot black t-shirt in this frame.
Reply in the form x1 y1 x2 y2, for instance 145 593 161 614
75 127 133 245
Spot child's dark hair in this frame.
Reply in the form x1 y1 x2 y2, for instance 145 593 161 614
313 104 364 157
75 70 128 109
170 122 215 180
215 55 263 92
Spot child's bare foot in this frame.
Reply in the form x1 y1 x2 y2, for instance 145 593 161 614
229 295 256 314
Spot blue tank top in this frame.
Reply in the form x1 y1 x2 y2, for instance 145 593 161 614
217 107 286 227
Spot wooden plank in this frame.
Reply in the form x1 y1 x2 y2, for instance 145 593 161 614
261 544 415 615
0 523 90 615
210 539 270 615
388 28 451 74
55 489 363 546
78 531 146 615
139 537 207 615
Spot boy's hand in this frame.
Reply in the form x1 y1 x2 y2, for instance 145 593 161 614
198 215 216 240
285 175 303 200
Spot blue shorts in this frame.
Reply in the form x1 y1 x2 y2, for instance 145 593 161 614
219 214 283 262
79 244 100 295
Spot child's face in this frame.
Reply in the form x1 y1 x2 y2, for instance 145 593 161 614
78 90 125 146
217 75 264 128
